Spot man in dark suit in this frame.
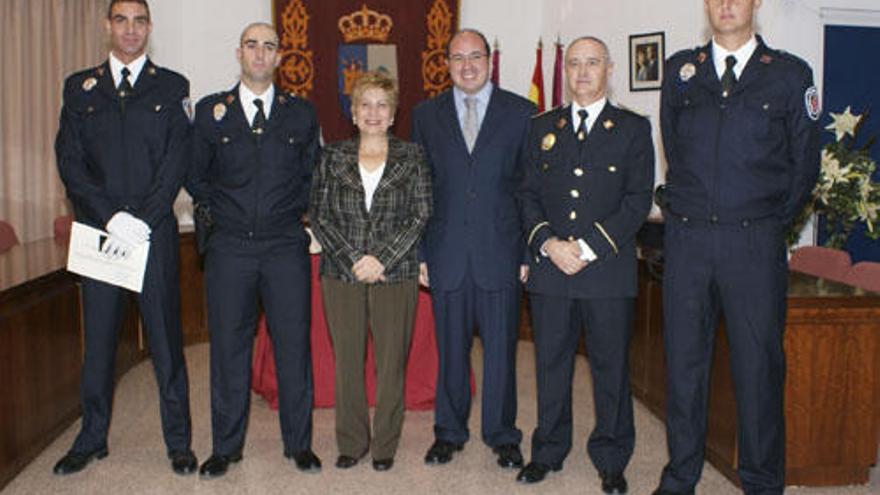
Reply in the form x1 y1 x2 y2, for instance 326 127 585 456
517 36 654 493
53 0 197 476
411 29 535 469
654 1 819 494
186 22 321 478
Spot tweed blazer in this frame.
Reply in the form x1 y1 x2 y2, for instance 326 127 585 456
309 136 432 283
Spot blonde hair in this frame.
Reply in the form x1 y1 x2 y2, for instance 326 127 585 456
351 71 399 112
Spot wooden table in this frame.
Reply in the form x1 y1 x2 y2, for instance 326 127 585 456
0 233 204 490
631 258 880 487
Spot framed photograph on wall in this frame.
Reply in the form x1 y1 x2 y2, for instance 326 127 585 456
629 32 664 91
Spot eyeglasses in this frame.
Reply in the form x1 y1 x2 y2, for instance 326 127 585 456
448 52 488 64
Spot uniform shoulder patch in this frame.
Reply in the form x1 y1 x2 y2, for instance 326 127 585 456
804 86 821 121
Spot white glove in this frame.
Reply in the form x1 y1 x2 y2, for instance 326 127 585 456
101 234 133 260
106 211 151 245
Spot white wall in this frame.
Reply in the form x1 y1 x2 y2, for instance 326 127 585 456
149 0 272 102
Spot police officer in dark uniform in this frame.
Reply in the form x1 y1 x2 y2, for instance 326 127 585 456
53 0 197 476
654 1 820 494
518 37 654 493
186 22 321 478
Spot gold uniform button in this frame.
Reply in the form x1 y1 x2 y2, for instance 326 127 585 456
569 211 577 220
568 236 575 241
221 136 230 143
608 165 617 173
570 190 580 198
573 168 584 176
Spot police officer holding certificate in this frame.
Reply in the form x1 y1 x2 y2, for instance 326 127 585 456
54 0 197 476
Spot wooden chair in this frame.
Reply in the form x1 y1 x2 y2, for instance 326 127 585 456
0 221 20 253
789 245 852 283
53 214 74 241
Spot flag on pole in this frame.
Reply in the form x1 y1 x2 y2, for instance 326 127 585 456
491 39 500 87
527 39 545 112
552 36 564 108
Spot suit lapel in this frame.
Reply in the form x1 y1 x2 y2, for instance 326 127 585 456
376 137 407 193
132 58 159 98
95 61 119 102
730 38 769 97
437 91 469 153
328 139 363 192
583 103 616 159
470 88 503 155
555 105 579 162
693 42 721 95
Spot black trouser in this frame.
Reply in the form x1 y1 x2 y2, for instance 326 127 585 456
74 218 192 455
430 269 522 447
528 294 635 473
205 232 313 456
659 215 788 495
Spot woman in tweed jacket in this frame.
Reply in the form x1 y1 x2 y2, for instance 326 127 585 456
308 71 432 471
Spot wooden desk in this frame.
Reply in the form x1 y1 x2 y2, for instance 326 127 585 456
631 259 880 487
0 233 205 490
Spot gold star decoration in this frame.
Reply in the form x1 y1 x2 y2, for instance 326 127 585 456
825 106 862 142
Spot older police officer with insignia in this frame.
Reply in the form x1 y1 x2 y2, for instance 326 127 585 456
653 1 820 494
518 37 654 493
186 22 321 478
54 0 197 476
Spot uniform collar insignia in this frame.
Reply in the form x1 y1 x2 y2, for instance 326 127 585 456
697 52 708 64
96 66 105 77
760 54 773 64
147 65 157 76
277 94 286 104
603 119 615 130
225 93 236 105
556 117 567 129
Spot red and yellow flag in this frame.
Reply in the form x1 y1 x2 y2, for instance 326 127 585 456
528 40 545 112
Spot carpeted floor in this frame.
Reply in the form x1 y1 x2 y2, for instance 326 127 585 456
3 341 877 494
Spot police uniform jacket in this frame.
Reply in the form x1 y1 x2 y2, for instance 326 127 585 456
519 103 654 299
56 59 191 229
187 84 319 242
660 36 820 225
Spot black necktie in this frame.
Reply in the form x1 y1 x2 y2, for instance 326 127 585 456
252 98 266 135
119 67 133 97
577 109 589 143
721 55 737 97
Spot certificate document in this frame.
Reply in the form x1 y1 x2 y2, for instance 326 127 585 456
66 221 150 293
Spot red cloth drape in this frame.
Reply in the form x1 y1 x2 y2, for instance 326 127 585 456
252 255 442 410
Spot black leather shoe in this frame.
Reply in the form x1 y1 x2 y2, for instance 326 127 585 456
600 471 628 494
286 449 321 472
199 453 242 479
424 439 463 464
516 461 562 484
492 444 524 468
169 450 197 475
52 447 108 475
335 455 361 469
372 458 394 471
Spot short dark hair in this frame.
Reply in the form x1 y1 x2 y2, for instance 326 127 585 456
446 29 491 58
107 0 151 20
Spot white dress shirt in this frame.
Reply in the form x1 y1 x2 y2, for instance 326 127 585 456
712 35 757 80
360 163 385 212
570 96 607 136
109 52 146 88
239 83 275 126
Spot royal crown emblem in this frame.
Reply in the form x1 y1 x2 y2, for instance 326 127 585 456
338 4 393 43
